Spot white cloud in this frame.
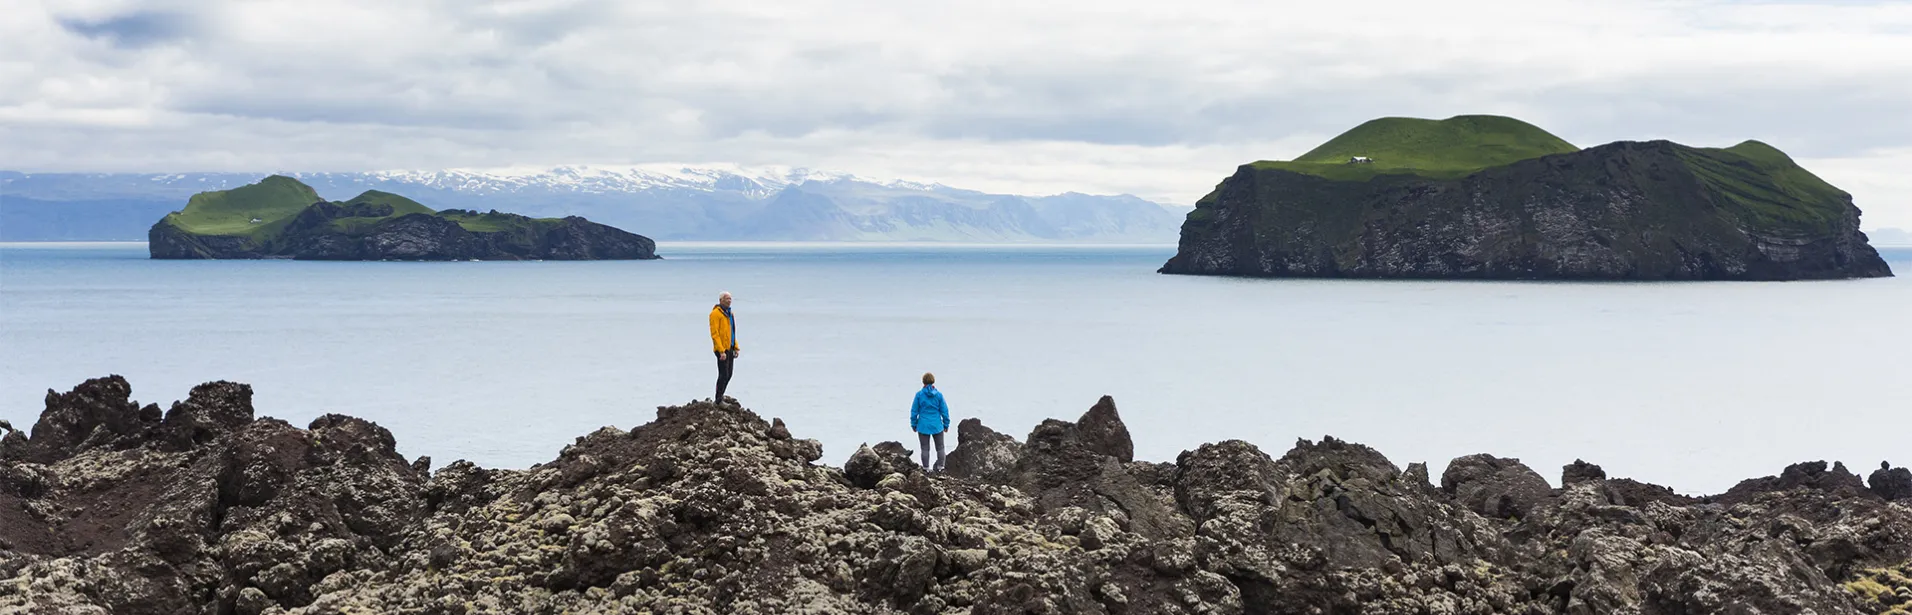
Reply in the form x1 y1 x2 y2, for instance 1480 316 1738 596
3 0 1911 218
1800 148 1912 231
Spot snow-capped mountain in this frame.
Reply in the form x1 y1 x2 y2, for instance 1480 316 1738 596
0 168 1187 242
312 165 940 197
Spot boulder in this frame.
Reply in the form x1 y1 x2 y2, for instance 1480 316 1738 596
871 440 921 474
844 444 889 489
1562 459 1606 486
1014 413 1188 540
1441 453 1555 520
1869 462 1912 502
943 418 1021 483
0 427 23 463
158 381 255 451
1074 395 1134 462
1287 438 1509 567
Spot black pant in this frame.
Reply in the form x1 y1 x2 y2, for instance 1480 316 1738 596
918 432 945 470
715 352 734 400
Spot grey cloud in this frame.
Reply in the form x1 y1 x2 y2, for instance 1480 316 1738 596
8 0 1912 228
1527 75 1912 156
57 11 197 48
176 95 541 131
439 0 617 48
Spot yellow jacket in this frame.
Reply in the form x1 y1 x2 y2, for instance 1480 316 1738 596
709 305 738 354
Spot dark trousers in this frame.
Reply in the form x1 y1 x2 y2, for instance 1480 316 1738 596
715 352 734 400
918 432 945 470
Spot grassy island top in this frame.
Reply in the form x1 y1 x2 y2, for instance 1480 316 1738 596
1249 115 1581 181
1232 115 1850 235
1677 139 1850 234
161 175 320 239
159 175 562 237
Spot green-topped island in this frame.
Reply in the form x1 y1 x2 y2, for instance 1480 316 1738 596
148 176 658 260
1160 115 1892 280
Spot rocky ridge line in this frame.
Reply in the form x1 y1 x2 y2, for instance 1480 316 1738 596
2 377 1910 614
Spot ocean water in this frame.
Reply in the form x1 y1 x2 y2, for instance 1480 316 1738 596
2 242 1908 495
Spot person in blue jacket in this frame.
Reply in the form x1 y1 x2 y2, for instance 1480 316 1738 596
911 372 951 472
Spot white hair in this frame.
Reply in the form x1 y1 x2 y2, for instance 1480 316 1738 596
719 291 732 300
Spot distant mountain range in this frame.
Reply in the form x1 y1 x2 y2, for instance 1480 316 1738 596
0 168 1189 243
1871 227 1912 246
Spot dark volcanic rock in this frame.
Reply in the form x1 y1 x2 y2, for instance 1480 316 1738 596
943 418 1021 483
149 222 266 259
541 216 662 260
1717 460 1874 506
1009 406 1188 541
1074 395 1134 463
286 210 659 262
1442 453 1556 520
1561 458 1606 485
844 443 892 489
1160 140 1893 280
1869 462 1912 502
1600 477 1697 508
14 375 161 463
6 378 1911 615
158 381 255 451
1275 437 1509 568
345 213 486 260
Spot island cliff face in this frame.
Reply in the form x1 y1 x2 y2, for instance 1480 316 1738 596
4 377 1911 614
1161 119 1892 280
148 176 658 261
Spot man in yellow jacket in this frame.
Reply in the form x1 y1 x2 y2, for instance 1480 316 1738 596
710 291 740 402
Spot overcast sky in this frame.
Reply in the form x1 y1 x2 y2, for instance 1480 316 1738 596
5 0 1912 228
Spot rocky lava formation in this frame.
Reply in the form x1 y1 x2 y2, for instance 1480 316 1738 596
3 377 1911 614
1160 141 1893 281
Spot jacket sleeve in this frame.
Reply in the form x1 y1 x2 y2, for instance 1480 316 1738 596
708 309 725 353
909 395 923 431
938 394 951 433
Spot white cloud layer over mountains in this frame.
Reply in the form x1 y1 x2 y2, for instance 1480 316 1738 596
5 0 1912 227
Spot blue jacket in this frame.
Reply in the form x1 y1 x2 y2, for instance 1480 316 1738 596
911 386 950 435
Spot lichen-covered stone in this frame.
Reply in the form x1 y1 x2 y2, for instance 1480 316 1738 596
4 377 1909 615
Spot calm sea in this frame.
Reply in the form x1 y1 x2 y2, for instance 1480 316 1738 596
3 242 1908 495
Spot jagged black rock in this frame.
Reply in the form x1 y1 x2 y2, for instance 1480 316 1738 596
3 376 1910 614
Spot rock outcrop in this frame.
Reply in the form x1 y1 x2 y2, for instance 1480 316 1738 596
1560 459 1606 486
1872 462 1912 502
943 418 1021 484
1441 454 1555 520
3 376 1910 614
1160 137 1893 281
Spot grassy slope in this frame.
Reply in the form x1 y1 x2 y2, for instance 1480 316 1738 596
161 175 319 239
1675 140 1850 234
1232 115 1849 235
328 190 437 233
433 209 565 233
1249 115 1580 181
165 176 564 238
